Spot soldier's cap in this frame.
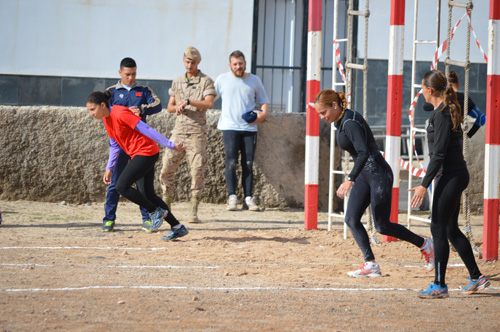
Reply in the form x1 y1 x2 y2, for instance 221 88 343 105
184 46 201 63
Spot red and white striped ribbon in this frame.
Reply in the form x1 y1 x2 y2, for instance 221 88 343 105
333 40 352 106
333 41 347 82
466 12 488 63
431 12 467 70
381 152 426 178
400 158 426 178
408 90 422 124
411 130 426 170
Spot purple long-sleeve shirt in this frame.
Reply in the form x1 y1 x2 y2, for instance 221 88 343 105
105 120 175 171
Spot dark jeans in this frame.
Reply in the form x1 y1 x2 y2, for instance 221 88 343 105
344 157 425 262
115 153 179 228
103 148 149 222
431 168 480 287
222 130 257 197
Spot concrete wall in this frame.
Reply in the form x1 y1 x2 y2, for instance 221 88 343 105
0 107 335 210
0 0 254 80
0 106 486 213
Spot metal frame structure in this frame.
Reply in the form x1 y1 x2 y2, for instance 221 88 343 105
327 0 374 241
443 0 480 257
328 0 348 235
407 0 442 227
407 0 482 257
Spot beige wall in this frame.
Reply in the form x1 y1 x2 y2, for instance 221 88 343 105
0 106 486 213
0 107 335 210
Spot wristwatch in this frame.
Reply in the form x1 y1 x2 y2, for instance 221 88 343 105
346 176 354 181
185 99 190 105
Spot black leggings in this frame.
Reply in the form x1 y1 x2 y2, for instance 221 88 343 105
345 158 425 262
116 153 179 227
431 168 480 286
222 130 257 197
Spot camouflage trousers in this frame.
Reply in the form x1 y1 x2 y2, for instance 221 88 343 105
160 132 207 199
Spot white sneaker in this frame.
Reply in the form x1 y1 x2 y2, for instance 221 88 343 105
420 238 435 271
347 262 382 278
226 195 238 211
243 196 260 211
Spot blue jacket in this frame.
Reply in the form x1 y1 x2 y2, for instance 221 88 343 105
107 81 162 122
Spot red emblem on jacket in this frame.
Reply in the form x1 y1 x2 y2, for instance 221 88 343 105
136 92 142 97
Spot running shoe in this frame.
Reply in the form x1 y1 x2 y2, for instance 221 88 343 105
242 196 260 211
417 283 449 299
226 195 238 211
347 262 382 278
101 220 115 232
460 275 491 295
149 207 167 231
161 225 189 241
420 238 435 271
141 220 158 233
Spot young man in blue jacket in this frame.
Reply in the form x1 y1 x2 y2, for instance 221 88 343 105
102 57 162 232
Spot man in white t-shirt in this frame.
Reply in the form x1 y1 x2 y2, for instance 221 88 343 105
214 50 269 211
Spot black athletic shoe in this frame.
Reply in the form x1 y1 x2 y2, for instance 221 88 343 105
161 225 189 241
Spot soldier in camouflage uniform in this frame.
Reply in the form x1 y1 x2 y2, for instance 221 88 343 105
160 46 216 223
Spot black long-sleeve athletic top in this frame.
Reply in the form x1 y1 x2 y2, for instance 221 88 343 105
421 103 466 188
334 109 382 181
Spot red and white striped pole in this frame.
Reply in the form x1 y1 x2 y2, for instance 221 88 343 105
483 0 500 261
384 0 405 242
304 0 322 230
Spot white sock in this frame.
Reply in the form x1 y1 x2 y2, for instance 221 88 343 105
229 194 237 199
173 224 182 230
365 262 378 268
421 239 430 251
245 196 252 203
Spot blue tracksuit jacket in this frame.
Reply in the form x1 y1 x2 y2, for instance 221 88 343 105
107 81 162 122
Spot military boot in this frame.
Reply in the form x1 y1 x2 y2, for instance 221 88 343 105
188 197 201 223
162 194 172 210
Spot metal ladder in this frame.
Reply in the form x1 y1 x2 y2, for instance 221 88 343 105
328 0 376 243
328 0 348 235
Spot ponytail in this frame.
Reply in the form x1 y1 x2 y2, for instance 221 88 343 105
443 85 463 131
337 91 347 111
422 70 463 131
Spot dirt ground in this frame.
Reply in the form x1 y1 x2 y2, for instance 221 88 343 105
0 200 499 332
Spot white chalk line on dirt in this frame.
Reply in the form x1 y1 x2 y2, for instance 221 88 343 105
404 264 465 268
0 262 465 270
0 246 168 251
0 263 219 269
2 285 499 293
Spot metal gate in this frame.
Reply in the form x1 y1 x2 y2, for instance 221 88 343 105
251 0 349 113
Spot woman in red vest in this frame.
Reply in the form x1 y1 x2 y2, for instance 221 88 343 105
86 90 188 241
